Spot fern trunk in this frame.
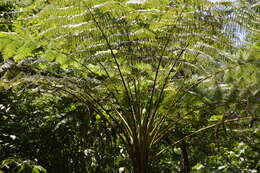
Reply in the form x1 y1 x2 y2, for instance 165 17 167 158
132 148 149 173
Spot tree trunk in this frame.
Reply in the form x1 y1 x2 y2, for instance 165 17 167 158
180 141 190 173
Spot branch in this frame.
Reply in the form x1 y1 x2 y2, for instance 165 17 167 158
154 116 258 158
86 6 137 131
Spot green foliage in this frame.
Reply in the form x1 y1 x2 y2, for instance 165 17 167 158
192 138 260 173
0 32 42 61
0 77 129 172
0 158 46 173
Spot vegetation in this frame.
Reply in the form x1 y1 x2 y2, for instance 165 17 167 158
0 0 259 172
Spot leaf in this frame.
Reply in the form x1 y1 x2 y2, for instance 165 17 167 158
192 163 205 170
209 115 224 121
15 41 40 61
218 165 226 170
32 167 40 173
94 49 118 56
17 164 26 173
43 50 57 61
96 114 101 120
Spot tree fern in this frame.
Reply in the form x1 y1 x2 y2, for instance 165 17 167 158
0 0 259 172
